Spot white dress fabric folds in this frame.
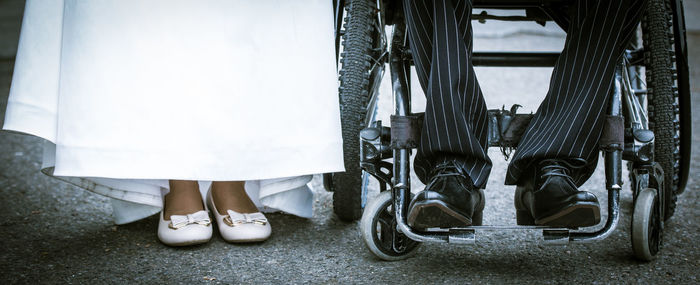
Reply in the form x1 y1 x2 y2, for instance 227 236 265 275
3 0 344 224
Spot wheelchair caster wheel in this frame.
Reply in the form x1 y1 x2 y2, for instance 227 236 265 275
631 188 663 261
360 191 420 261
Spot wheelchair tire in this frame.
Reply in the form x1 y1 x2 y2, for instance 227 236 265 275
631 188 663 261
670 0 692 196
361 191 420 261
642 0 681 221
333 0 383 221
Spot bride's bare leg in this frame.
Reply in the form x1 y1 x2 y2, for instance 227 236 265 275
164 180 205 220
211 181 259 214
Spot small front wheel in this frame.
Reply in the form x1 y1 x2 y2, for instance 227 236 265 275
360 191 420 261
631 188 663 261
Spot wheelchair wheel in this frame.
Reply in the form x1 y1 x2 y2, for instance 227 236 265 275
642 0 685 221
631 188 663 261
333 0 386 221
361 191 420 261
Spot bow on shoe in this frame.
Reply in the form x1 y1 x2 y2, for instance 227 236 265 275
169 210 212 229
223 210 268 227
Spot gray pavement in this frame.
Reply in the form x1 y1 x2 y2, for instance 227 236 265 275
1 0 700 284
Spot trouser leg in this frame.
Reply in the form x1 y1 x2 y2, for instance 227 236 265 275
404 0 491 188
506 0 646 185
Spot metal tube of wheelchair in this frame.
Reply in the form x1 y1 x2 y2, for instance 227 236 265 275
472 52 560 67
390 16 411 222
388 17 448 243
569 66 624 243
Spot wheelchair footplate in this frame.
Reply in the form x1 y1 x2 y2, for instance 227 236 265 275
420 225 573 246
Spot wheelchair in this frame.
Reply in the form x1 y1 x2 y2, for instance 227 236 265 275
325 0 691 261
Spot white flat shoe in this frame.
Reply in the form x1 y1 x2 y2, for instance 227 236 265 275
206 188 271 243
158 210 213 247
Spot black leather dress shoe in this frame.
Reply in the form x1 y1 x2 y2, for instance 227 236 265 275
514 159 601 228
407 160 485 230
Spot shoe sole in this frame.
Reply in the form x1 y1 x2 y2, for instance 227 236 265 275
224 237 269 243
536 202 601 228
517 201 601 228
407 200 483 230
161 238 211 247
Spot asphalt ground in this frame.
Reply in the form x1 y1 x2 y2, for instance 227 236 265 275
1 1 699 284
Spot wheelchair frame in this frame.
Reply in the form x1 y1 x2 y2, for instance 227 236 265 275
331 0 691 261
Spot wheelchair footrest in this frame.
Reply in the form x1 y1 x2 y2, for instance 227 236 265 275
418 225 574 245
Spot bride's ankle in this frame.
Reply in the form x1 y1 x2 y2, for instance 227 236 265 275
211 181 259 214
164 180 204 220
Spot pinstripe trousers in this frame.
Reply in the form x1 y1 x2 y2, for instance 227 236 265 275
405 0 645 188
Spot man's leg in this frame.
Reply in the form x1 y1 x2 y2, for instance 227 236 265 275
403 0 488 229
507 0 645 227
405 0 491 187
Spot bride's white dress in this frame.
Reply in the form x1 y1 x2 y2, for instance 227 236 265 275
3 0 344 224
